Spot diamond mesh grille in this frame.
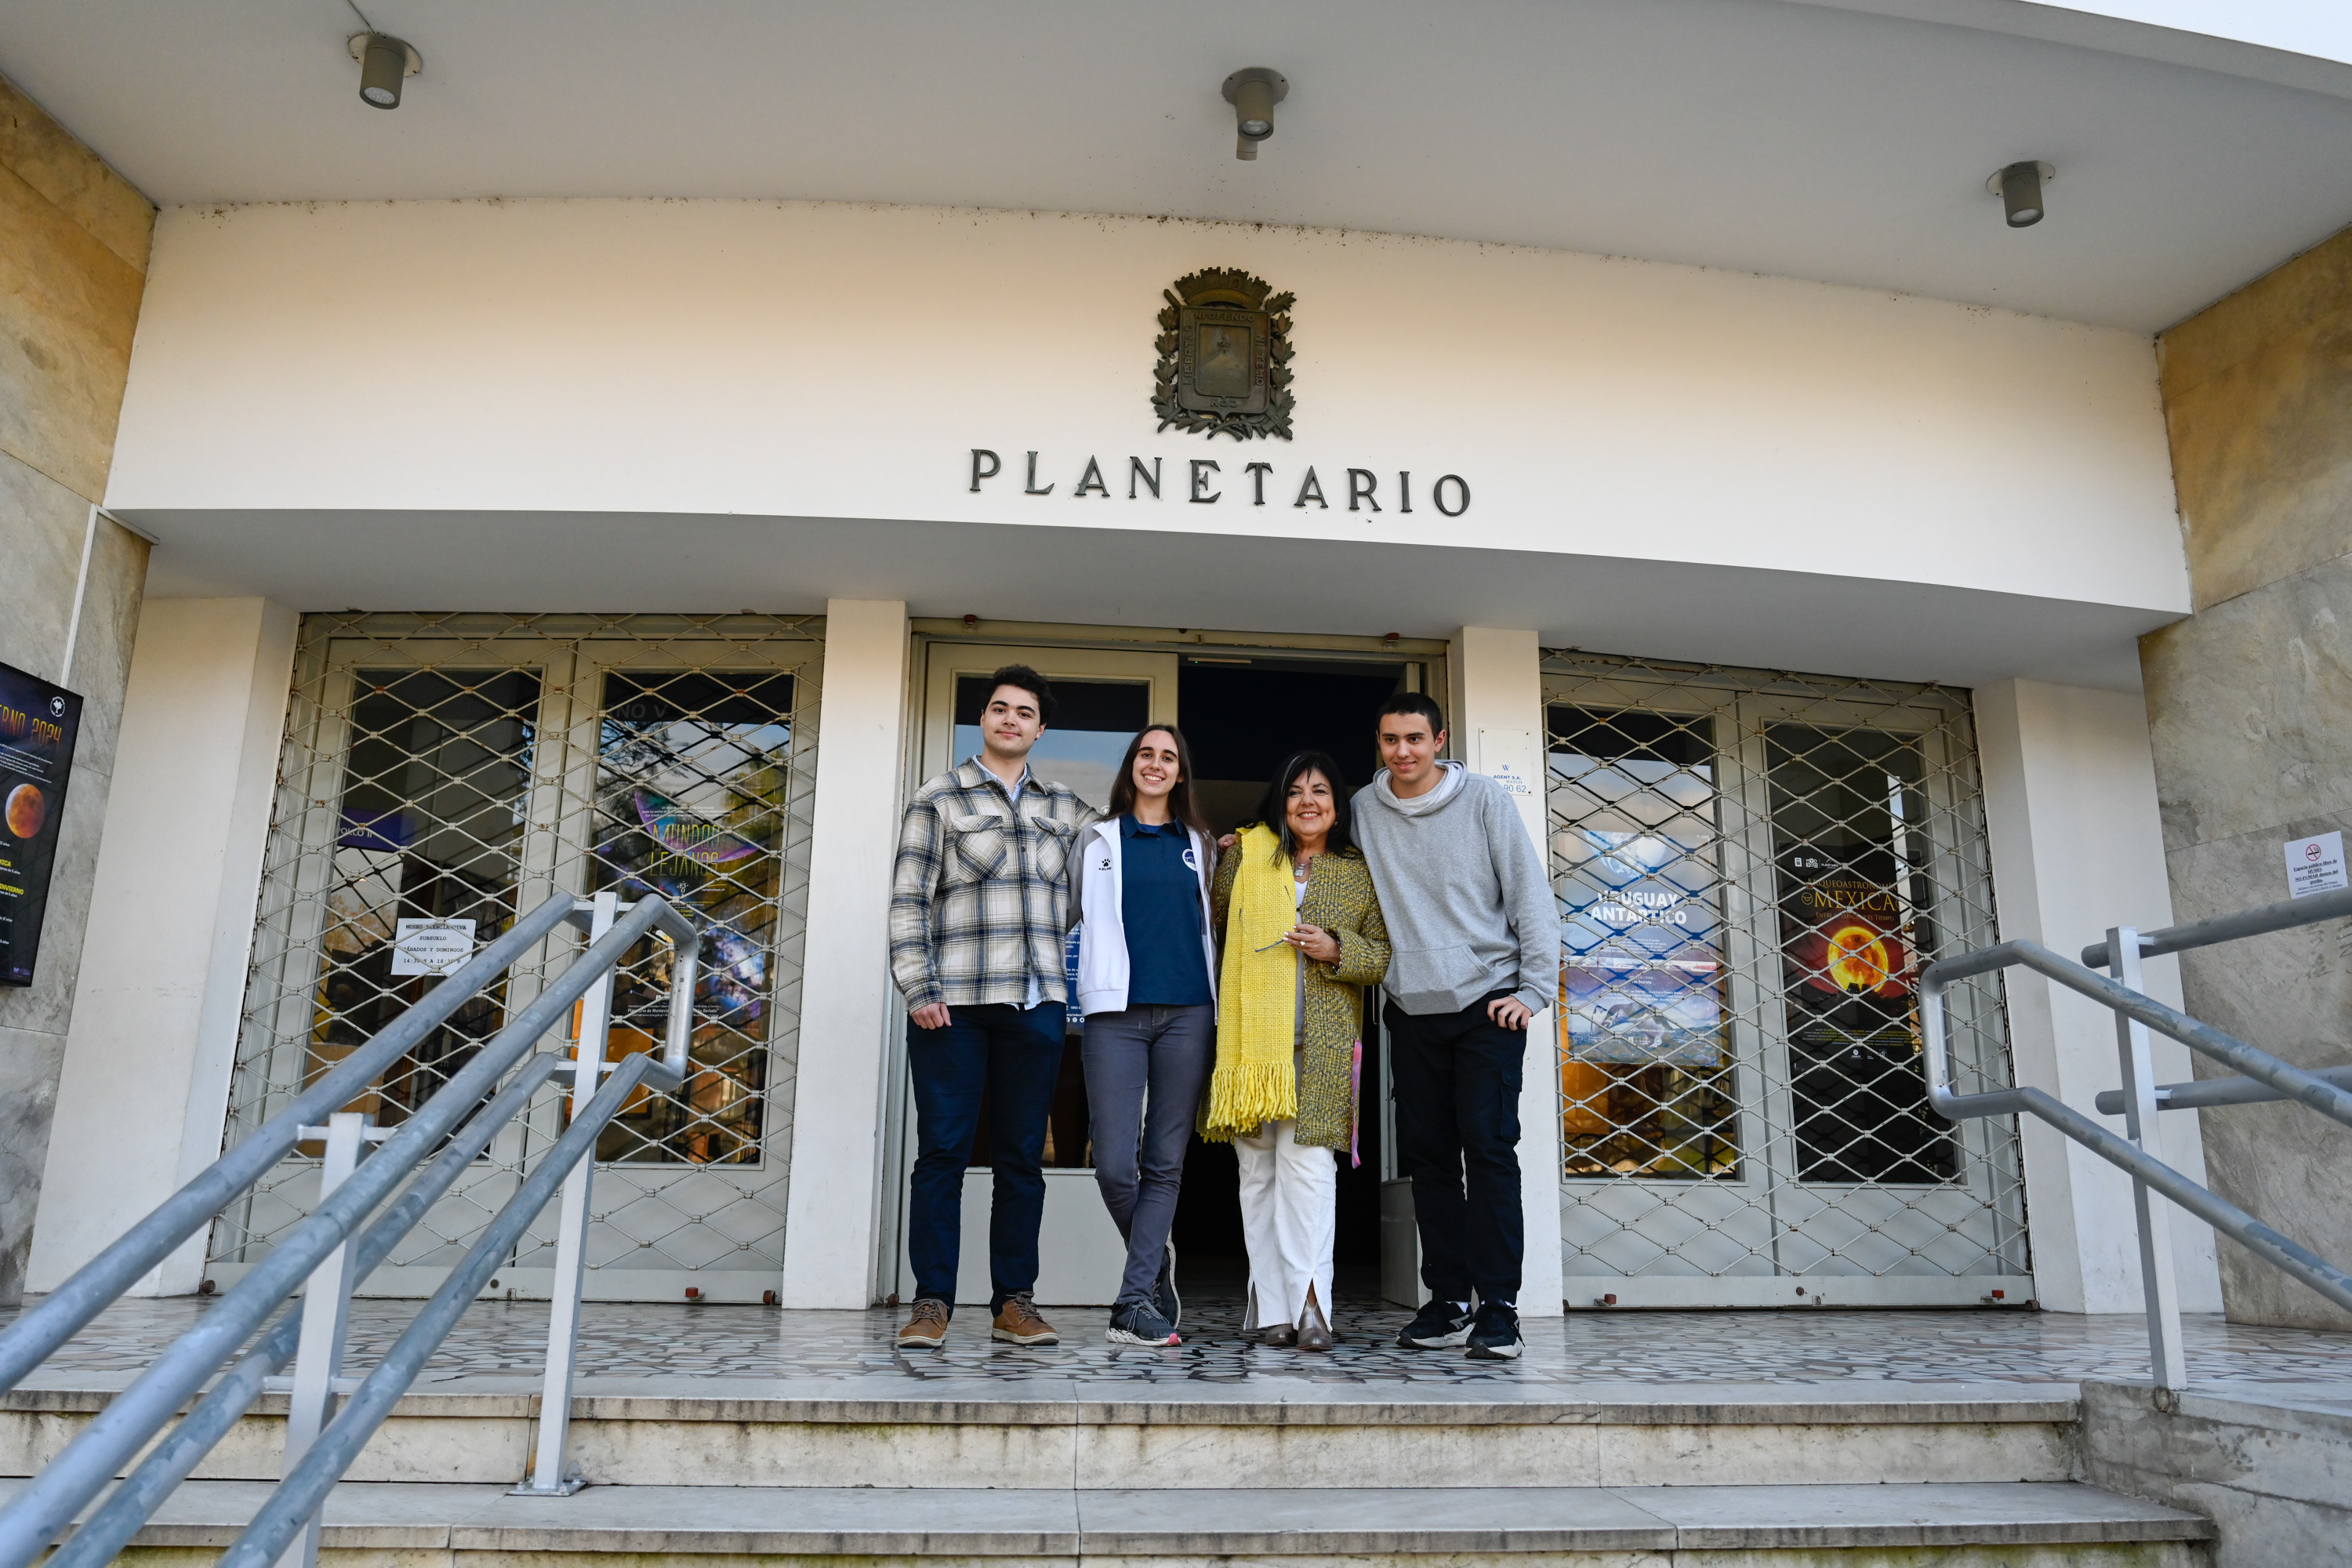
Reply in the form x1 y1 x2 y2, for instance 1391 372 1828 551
209 613 822 1291
1544 650 2027 1283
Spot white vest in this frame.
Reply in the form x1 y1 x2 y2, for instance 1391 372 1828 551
1070 818 1220 1018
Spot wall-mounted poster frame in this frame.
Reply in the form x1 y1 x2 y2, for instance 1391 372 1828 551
0 659 84 987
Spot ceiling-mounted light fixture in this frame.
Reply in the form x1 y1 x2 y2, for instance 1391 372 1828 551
1222 67 1288 161
349 31 421 110
1988 161 2054 228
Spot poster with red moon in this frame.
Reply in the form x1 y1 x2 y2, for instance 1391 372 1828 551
0 659 83 987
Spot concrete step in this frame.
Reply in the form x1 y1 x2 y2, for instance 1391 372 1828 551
7 1478 2214 1563
2 1380 2089 1490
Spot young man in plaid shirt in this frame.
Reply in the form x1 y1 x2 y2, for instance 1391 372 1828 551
888 664 1100 1348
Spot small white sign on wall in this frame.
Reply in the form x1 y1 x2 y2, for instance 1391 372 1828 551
1478 728 1538 799
390 917 477 976
2285 832 2347 899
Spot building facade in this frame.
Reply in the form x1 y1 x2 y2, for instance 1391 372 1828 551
4 1 2349 1330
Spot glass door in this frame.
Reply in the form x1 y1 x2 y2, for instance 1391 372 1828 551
212 614 821 1301
886 643 1178 1306
1544 651 2030 1308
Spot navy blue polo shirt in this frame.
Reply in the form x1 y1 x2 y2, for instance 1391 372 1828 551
1120 816 1213 1006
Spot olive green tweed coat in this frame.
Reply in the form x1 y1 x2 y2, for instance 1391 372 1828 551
1207 837 1392 1151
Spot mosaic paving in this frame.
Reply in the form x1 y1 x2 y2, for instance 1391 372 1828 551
9 1294 2351 1392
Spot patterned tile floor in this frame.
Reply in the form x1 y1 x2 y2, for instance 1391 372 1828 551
10 1293 2352 1392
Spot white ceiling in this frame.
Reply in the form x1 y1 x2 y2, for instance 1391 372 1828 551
8 0 2352 329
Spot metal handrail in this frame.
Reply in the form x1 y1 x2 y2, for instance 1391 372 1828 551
1920 887 2352 1390
2077 882 2352 969
0 890 700 1568
2078 884 2352 1114
0 891 582 1392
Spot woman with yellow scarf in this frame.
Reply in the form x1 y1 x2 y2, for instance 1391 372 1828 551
1205 750 1390 1349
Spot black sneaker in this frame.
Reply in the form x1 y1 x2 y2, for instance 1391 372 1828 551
1152 1240 1181 1330
1107 1300 1181 1346
1465 1301 1522 1359
1396 1298 1475 1348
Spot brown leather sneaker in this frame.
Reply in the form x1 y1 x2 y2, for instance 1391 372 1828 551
990 1291 1059 1345
896 1297 950 1348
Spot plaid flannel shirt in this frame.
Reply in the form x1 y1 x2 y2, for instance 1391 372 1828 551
889 757 1102 1011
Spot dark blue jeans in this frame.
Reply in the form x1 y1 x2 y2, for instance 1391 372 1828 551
906 1002 1064 1312
1386 990 1526 1307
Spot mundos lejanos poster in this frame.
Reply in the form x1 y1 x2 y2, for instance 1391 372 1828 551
0 661 84 987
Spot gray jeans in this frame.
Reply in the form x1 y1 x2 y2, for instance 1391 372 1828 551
1080 1004 1215 1306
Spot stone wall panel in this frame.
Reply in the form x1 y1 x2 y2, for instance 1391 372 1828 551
0 160 145 502
0 74 150 275
2140 557 2352 849
0 72 151 1304
2151 221 2352 1329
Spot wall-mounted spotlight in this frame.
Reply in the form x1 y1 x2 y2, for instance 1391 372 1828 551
349 32 422 110
1222 67 1288 161
1988 161 2054 228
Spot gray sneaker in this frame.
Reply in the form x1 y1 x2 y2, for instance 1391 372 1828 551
1108 1300 1181 1346
1152 1240 1181 1330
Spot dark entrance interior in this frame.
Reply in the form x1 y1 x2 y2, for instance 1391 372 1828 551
1167 658 1409 1305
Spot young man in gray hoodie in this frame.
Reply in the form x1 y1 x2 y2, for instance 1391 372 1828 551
1352 693 1560 1359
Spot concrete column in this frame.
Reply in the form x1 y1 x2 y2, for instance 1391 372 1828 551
1975 677 2223 1315
1446 626 1566 1316
27 598 297 1297
780 600 911 1307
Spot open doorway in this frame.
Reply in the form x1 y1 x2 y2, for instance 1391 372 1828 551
895 638 1430 1312
1170 657 1410 1308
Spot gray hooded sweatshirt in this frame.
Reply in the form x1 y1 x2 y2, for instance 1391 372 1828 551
1352 760 1561 1017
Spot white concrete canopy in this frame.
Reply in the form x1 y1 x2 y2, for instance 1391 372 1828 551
121 507 2176 693
102 200 2190 691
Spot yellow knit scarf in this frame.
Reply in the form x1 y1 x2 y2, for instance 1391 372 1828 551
1205 824 1299 1135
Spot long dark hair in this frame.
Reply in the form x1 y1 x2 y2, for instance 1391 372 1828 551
1107 724 1212 839
1252 750 1354 863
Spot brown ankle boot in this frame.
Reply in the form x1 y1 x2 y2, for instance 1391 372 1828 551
1298 1298 1335 1352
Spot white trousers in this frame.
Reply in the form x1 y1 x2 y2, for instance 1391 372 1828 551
1233 1119 1337 1330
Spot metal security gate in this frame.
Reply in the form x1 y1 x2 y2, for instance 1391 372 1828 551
1544 651 2031 1308
209 613 821 1302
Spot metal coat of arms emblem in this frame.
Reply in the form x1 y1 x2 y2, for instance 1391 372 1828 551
1152 269 1294 440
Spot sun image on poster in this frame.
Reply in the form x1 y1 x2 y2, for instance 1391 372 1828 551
0 662 83 988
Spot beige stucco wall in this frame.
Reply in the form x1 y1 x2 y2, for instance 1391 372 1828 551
2145 224 2352 1330
0 72 154 1303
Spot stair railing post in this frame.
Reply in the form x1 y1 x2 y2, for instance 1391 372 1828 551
274 1112 367 1568
2107 925 2187 1390
516 891 619 1496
